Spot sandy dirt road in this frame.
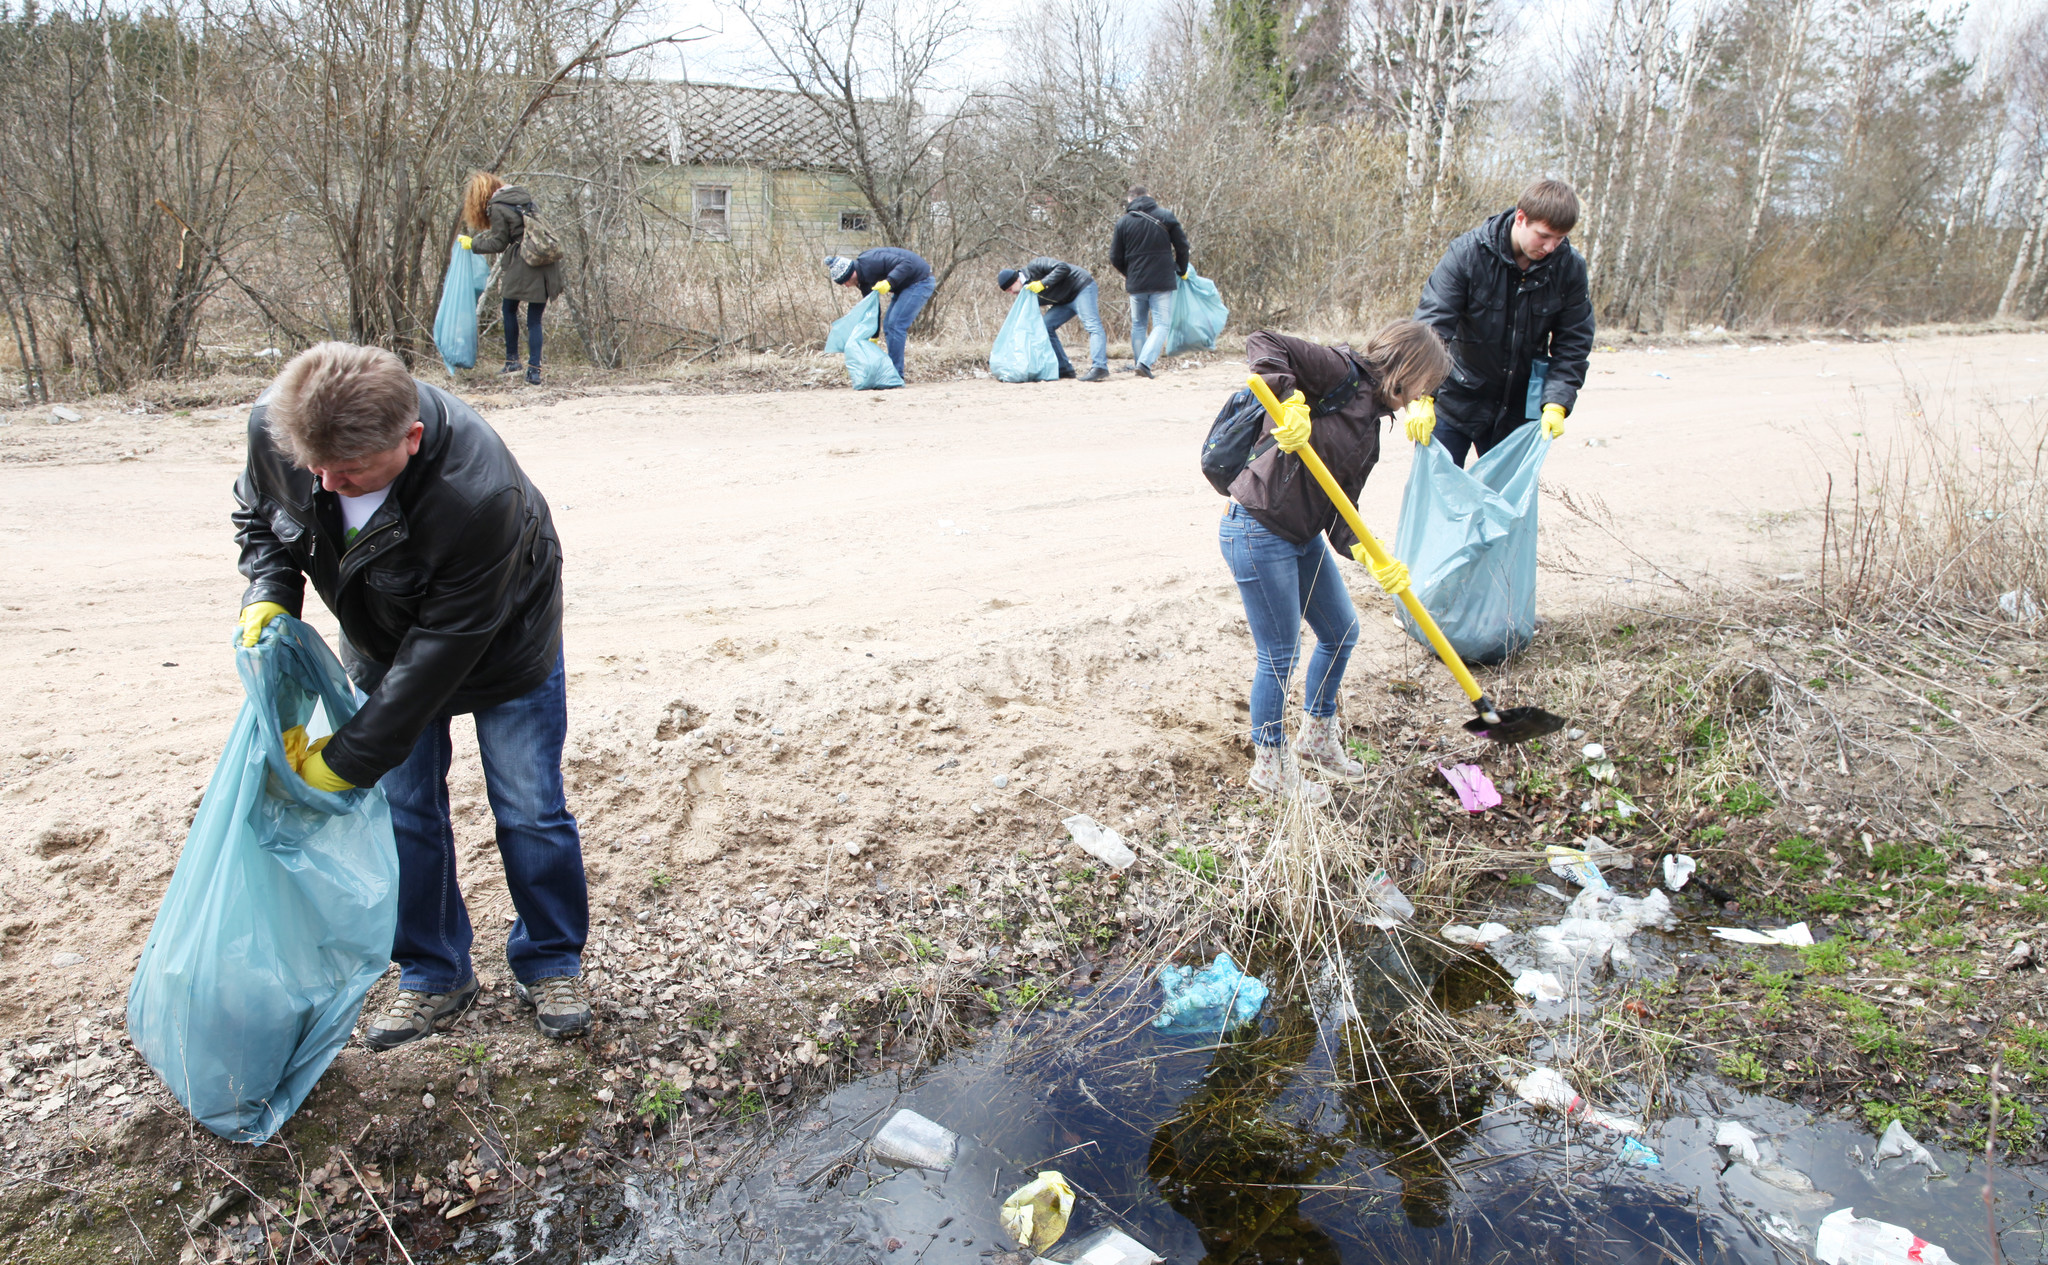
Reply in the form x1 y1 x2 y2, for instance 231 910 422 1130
2 329 2043 1033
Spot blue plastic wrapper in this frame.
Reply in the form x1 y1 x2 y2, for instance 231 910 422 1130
828 290 904 390
1163 264 1229 355
432 239 493 374
1394 420 1552 666
127 616 398 1143
1153 952 1268 1035
989 290 1059 382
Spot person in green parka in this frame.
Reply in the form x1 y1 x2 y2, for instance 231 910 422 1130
460 171 565 386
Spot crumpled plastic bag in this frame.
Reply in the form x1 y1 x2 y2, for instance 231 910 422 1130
989 289 1060 382
432 239 493 373
1815 1208 1954 1265
127 616 399 1142
1153 952 1268 1035
1530 888 1675 969
1000 1170 1074 1252
1394 417 1551 665
1163 264 1228 355
827 289 904 390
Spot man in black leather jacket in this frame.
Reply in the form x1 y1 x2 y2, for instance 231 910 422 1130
1412 179 1596 466
232 342 590 1048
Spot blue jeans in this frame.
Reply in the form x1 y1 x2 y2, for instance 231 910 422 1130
1129 290 1175 368
1043 282 1107 374
880 276 937 377
502 299 544 368
381 651 587 992
1218 504 1360 747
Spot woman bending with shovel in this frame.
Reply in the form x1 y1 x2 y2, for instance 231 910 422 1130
1221 323 1450 804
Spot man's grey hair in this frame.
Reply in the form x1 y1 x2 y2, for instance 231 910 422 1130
264 342 418 467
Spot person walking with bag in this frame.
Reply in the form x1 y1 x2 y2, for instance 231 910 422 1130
1220 322 1449 804
825 248 937 379
1108 186 1189 378
461 171 565 387
1409 179 1593 466
998 257 1109 381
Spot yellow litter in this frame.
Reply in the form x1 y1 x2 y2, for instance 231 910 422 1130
999 1170 1074 1252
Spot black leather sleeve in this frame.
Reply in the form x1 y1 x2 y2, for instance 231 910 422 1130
232 426 307 616
320 487 527 787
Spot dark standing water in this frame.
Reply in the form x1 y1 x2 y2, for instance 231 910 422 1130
585 935 2046 1265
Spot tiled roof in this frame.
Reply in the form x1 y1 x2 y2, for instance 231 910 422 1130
611 81 856 170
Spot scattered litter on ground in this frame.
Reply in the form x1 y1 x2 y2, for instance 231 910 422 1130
1061 814 1135 870
1716 1121 1764 1166
870 1108 958 1170
1999 589 2040 623
1581 744 1618 782
1000 1171 1075 1253
1440 763 1503 812
1619 1136 1661 1167
1535 883 1571 901
1441 922 1510 946
1815 1208 1955 1265
1662 854 1696 890
1364 869 1415 925
1584 836 1633 869
1873 1120 1945 1177
1709 922 1814 947
1513 970 1566 1002
1715 1121 1819 1192
1153 953 1268 1035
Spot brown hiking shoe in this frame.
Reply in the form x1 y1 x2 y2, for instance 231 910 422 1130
515 975 592 1040
361 976 478 1051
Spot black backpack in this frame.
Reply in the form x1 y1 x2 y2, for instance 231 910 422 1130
1200 361 1363 495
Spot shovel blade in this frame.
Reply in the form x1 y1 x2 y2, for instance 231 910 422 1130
1463 707 1567 745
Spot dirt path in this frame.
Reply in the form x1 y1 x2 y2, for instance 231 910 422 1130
2 329 2043 1036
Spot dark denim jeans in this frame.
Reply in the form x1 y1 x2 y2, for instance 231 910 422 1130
381 651 587 992
1218 504 1360 747
1043 282 1107 374
502 299 545 368
880 276 937 376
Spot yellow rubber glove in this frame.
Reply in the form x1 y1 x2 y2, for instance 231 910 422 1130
1270 390 1312 453
457 234 474 250
1541 403 1566 440
1404 395 1437 446
1351 543 1410 594
239 601 289 648
1026 280 1044 293
872 279 891 295
282 725 354 792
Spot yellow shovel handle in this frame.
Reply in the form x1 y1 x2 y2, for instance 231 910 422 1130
1244 374 1487 707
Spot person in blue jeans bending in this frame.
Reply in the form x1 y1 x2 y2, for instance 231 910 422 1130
1219 321 1450 804
827 248 937 378
232 342 591 1048
998 258 1109 381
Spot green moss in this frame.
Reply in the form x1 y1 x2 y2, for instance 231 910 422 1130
1799 940 1851 973
1871 842 1945 876
1773 835 1829 877
1719 782 1775 817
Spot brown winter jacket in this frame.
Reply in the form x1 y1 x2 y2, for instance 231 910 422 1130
1228 330 1391 551
469 186 564 303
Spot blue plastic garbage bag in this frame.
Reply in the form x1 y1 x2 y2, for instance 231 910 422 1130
989 290 1060 383
432 239 493 374
1393 420 1551 666
1153 952 1268 1035
1163 264 1229 355
827 290 904 390
127 616 399 1143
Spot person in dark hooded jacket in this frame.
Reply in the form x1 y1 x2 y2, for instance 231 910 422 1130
1108 186 1190 378
1409 178 1594 466
997 257 1108 381
462 171 566 387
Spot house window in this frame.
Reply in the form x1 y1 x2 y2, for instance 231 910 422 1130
840 209 869 233
694 185 731 240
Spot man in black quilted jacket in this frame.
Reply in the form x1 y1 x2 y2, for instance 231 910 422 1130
233 342 591 1050
1108 186 1191 378
1412 179 1595 466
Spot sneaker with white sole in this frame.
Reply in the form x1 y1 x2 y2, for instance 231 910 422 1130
515 975 592 1039
361 976 479 1051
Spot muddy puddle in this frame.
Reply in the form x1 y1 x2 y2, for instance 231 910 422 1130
476 906 2045 1264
